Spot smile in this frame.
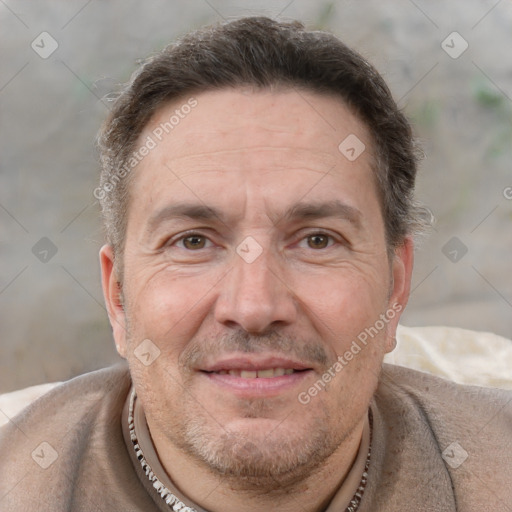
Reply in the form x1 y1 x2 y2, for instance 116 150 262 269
211 368 297 378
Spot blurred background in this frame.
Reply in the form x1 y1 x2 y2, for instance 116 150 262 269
1 0 511 392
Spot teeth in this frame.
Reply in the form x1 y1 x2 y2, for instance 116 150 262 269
240 370 257 379
219 368 296 378
257 369 275 378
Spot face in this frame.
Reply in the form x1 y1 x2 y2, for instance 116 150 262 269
101 88 413 486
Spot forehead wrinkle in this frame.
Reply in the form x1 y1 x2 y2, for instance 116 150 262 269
157 145 337 164
161 165 332 181
157 151 338 182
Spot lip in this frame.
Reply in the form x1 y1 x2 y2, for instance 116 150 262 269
199 355 313 373
198 355 314 398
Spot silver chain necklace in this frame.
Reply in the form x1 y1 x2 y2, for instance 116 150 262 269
128 389 197 511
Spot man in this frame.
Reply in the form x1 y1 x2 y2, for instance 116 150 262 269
1 16 510 512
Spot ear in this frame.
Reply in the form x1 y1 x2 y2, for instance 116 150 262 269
384 236 414 353
100 244 128 358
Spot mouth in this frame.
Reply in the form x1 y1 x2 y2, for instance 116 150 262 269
205 367 301 378
198 356 314 396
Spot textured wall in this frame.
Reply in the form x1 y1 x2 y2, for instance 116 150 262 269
1 0 511 391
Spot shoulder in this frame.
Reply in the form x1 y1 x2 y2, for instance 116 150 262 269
377 363 512 436
379 362 512 414
374 364 512 507
1 363 132 430
0 364 133 510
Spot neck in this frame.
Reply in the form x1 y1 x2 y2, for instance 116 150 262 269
148 413 367 512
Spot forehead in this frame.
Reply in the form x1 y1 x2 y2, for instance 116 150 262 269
140 87 374 167
130 88 380 222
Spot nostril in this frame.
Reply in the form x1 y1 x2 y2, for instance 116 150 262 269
213 266 297 332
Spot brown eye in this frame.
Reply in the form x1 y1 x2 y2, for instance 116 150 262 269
307 234 330 249
182 235 207 250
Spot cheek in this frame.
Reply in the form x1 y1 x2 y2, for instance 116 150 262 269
296 272 387 424
293 266 390 354
123 268 220 355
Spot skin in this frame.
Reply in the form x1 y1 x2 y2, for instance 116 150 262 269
101 88 413 512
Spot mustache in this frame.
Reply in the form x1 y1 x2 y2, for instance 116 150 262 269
180 330 330 369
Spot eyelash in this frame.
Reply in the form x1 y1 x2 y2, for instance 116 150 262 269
297 232 336 249
170 231 213 249
167 230 344 251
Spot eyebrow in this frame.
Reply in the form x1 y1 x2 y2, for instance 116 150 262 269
146 203 226 232
277 200 363 228
146 199 363 233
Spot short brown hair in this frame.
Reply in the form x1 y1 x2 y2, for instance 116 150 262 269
97 16 425 274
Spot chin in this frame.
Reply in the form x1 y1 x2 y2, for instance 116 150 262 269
177 410 337 489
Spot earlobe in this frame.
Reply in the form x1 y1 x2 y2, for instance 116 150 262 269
99 244 128 358
385 336 397 354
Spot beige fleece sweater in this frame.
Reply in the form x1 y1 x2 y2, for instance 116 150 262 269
0 363 510 511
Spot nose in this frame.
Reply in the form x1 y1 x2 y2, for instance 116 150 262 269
214 246 297 334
